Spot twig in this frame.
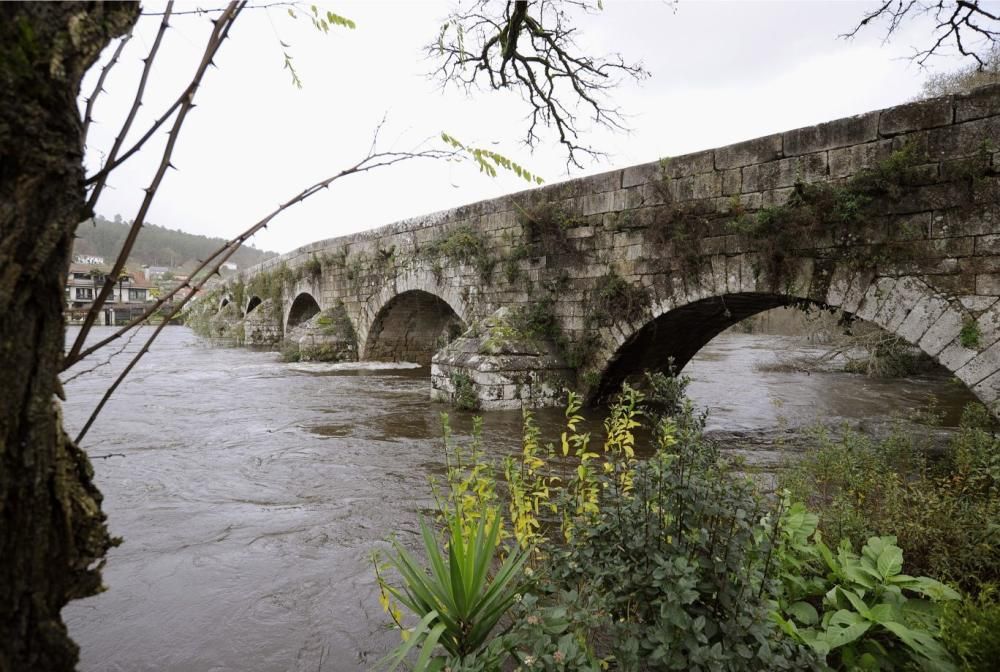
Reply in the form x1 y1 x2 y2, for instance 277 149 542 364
69 1 243 367
85 2 174 212
65 139 454 370
73 142 456 441
142 1 297 16
90 453 127 460
82 29 133 146
61 326 144 385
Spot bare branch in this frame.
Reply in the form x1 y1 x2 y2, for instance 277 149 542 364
68 1 245 366
844 0 999 67
82 29 133 146
142 1 299 16
72 143 456 441
429 0 649 169
85 2 174 210
61 326 144 385
65 138 456 372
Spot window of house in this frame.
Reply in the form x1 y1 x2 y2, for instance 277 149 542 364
76 287 93 300
129 288 145 301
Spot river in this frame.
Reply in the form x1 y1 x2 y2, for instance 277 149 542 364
60 326 976 671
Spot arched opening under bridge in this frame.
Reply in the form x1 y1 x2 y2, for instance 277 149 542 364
286 292 321 330
364 290 466 366
245 296 262 314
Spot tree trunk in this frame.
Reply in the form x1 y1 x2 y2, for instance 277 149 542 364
0 3 138 671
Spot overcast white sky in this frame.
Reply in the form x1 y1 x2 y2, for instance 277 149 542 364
80 0 996 255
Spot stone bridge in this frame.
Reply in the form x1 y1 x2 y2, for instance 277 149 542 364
199 84 1000 411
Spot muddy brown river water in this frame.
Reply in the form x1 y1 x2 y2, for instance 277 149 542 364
61 326 976 672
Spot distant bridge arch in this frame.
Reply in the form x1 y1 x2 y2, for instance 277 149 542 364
245 295 263 315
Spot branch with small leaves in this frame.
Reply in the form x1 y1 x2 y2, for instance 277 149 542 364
430 0 649 169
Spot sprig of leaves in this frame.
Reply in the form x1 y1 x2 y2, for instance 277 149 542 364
441 132 544 185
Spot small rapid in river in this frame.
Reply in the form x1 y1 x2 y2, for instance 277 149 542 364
61 326 976 672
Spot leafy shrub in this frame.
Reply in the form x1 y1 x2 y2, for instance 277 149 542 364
773 502 959 670
588 271 651 326
781 405 1000 593
449 372 480 411
375 515 529 671
939 584 1000 672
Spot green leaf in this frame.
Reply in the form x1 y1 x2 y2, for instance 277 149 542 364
787 601 819 625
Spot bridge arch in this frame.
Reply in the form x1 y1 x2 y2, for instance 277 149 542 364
218 294 233 312
245 295 263 315
286 291 321 330
361 272 470 365
591 269 1000 409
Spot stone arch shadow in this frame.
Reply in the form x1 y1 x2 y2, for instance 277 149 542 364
590 272 1000 411
360 273 471 366
245 295 263 315
286 291 322 330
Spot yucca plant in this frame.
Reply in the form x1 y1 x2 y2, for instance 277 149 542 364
375 511 529 671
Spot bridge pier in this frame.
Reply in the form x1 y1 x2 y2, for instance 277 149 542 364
431 308 573 410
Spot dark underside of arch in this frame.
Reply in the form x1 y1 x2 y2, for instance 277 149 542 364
596 293 807 400
365 290 465 366
287 293 321 329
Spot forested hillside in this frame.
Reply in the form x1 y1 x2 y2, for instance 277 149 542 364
73 215 276 269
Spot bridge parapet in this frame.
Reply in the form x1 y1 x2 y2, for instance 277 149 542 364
196 84 1000 411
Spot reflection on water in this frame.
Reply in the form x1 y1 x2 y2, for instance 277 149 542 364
60 327 975 672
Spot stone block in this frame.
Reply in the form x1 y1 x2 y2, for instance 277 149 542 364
581 169 622 193
977 273 1000 295
924 116 1000 159
672 172 723 201
879 97 953 136
938 339 979 373
622 161 660 189
956 339 1000 387
741 152 828 192
581 192 615 216
662 150 715 178
721 168 742 196
954 83 1000 122
783 111 879 156
855 277 897 322
919 307 963 356
897 295 948 344
714 133 783 169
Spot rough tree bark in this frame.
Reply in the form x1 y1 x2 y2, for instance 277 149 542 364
0 3 138 671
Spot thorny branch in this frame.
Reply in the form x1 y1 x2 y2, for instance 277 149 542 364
61 327 144 385
430 0 648 169
141 1 298 16
845 0 999 67
73 141 457 442
85 1 174 211
68 1 245 367
82 28 133 146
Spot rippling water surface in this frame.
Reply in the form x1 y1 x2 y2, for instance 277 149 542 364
61 326 975 671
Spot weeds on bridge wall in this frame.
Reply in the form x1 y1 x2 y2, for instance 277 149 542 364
420 225 496 283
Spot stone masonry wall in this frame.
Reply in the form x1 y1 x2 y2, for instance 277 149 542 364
219 84 1000 409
